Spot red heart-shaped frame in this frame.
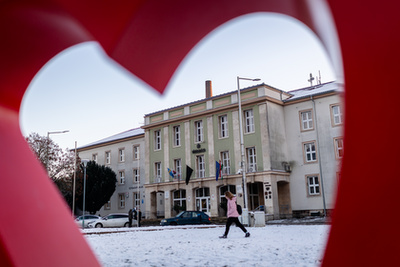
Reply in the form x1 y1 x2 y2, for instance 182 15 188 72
1 0 399 266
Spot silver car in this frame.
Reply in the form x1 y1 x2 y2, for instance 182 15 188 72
87 213 131 228
75 215 101 228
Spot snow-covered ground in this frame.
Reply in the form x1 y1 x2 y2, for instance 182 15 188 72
83 224 330 267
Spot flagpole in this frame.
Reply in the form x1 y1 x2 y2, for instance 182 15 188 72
237 76 260 226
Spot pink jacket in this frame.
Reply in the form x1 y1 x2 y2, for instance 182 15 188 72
226 196 240 218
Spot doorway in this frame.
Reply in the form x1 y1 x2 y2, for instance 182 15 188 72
195 188 210 215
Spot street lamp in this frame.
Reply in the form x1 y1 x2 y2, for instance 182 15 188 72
237 76 260 225
46 130 69 174
81 159 89 228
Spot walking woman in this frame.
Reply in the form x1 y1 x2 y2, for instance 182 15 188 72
220 191 250 238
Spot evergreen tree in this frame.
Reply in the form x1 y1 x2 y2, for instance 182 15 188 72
75 161 117 214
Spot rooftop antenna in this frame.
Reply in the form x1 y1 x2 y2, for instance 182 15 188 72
308 73 315 87
318 70 322 85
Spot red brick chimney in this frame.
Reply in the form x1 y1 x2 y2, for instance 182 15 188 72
205 80 212 98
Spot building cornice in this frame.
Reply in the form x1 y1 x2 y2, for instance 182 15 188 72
76 134 144 152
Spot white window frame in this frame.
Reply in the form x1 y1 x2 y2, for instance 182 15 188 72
119 148 125 162
155 162 162 182
105 151 111 165
303 142 317 163
154 130 161 151
307 175 320 196
220 151 230 175
134 192 140 208
246 147 257 172
133 145 140 160
219 115 228 138
92 153 98 163
196 155 205 178
334 137 344 159
174 158 182 180
300 110 314 131
118 170 125 185
133 168 140 183
118 193 126 209
331 104 343 126
194 120 203 143
173 125 181 147
173 189 186 208
244 109 255 133
104 201 111 210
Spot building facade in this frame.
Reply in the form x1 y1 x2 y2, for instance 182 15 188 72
142 81 343 219
76 128 146 216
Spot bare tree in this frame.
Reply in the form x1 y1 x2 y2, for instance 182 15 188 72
26 132 75 180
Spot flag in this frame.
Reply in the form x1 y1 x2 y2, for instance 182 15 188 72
185 165 193 185
220 161 224 180
167 168 175 178
216 161 221 181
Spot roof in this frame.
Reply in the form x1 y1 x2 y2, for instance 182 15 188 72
144 82 287 117
77 128 144 150
285 81 342 102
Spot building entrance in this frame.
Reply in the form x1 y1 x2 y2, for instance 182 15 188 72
195 188 210 215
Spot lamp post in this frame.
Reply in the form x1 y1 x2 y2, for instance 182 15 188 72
72 141 77 217
237 76 260 225
46 130 69 174
81 159 89 228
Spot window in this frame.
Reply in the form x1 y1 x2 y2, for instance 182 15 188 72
334 137 344 159
105 151 111 165
133 168 140 183
304 142 317 163
196 155 205 178
173 125 181 146
331 104 343 126
119 148 125 162
246 147 257 172
220 151 230 175
307 175 320 196
219 115 228 138
154 130 161 150
194 120 203 142
133 145 140 160
134 192 140 208
155 162 162 182
118 171 125 185
300 110 314 131
104 201 111 210
244 109 255 133
92 153 98 163
118 193 126 209
173 189 186 210
174 158 182 180
219 185 236 201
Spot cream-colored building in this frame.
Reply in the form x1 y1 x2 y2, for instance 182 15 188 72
142 81 343 219
76 128 145 216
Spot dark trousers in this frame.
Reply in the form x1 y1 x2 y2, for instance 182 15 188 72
223 217 247 236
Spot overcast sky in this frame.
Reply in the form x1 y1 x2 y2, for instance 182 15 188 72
19 12 336 150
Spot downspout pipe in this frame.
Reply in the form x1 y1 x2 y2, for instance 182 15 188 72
311 96 327 217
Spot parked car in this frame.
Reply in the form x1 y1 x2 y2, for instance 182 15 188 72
252 205 265 212
160 211 211 226
87 213 131 228
75 215 101 228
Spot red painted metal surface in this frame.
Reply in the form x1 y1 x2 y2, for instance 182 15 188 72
1 0 399 266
